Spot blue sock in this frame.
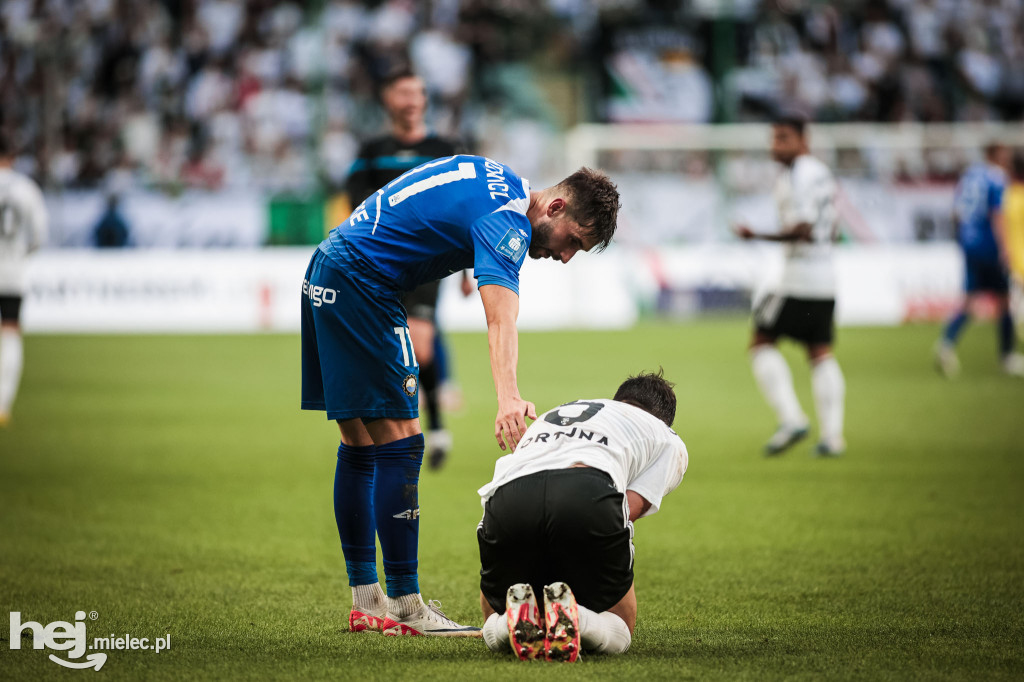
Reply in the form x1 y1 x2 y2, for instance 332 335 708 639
943 310 969 345
373 434 424 597
335 442 377 587
999 311 1015 357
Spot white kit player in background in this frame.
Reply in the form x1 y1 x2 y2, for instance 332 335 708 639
475 371 687 661
0 140 48 426
734 114 846 457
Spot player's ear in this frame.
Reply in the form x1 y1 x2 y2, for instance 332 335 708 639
547 197 566 217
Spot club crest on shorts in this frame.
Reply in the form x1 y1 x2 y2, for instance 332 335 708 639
402 374 418 397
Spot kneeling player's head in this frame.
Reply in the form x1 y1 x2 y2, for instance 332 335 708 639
613 369 676 427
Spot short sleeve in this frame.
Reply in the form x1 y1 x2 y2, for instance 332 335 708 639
470 210 531 294
626 437 688 519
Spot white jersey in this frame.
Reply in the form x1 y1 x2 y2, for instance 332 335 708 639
478 399 688 521
773 154 838 299
0 167 48 295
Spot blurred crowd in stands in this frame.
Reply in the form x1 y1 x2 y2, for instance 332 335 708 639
1 0 1021 195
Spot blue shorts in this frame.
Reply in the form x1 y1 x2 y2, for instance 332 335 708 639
301 248 419 421
964 255 1009 294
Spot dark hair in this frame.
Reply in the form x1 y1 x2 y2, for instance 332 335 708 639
1013 151 1024 181
772 111 808 137
613 368 677 426
380 66 419 94
558 167 620 251
985 142 1007 162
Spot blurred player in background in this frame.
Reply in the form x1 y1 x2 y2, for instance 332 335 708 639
934 144 1024 377
1006 153 1024 280
734 115 846 457
998 152 1024 337
476 370 687 661
302 154 620 637
347 67 472 470
0 135 48 426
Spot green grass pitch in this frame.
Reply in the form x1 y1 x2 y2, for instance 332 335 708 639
1 320 1022 680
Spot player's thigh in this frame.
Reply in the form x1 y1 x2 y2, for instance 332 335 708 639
606 583 637 634
306 255 419 421
477 476 546 615
544 469 634 614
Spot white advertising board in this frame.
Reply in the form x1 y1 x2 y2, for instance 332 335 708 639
21 245 963 334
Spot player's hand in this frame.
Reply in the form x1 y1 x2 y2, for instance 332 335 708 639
494 396 537 452
733 224 755 240
460 275 474 298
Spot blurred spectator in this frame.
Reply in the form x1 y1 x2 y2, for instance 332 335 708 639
92 195 132 248
0 0 1021 195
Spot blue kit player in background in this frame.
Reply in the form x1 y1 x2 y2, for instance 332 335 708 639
301 154 620 637
935 143 1024 378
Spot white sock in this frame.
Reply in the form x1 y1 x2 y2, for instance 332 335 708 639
0 329 24 415
351 583 385 614
750 345 806 427
577 604 631 654
482 612 510 652
387 592 424 618
812 355 846 444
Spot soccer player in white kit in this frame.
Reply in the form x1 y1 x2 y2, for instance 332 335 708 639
476 371 688 661
0 139 48 426
734 115 846 457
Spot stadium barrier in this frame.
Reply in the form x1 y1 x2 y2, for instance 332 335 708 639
22 245 961 333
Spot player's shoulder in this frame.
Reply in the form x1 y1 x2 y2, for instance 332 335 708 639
0 168 44 199
597 399 680 438
793 155 833 182
983 164 1007 188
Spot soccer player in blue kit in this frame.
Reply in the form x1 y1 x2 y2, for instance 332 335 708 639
935 143 1024 378
301 154 620 636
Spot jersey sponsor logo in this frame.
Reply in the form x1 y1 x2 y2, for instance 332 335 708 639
392 508 419 520
495 228 528 263
302 279 337 307
402 374 418 396
518 427 610 449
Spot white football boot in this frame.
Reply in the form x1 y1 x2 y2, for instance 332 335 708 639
934 341 960 378
763 422 809 456
381 600 481 637
349 605 385 633
1002 353 1024 378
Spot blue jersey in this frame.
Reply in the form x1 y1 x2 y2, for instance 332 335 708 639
320 155 532 294
954 163 1006 262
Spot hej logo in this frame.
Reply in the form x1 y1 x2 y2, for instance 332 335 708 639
7 611 172 671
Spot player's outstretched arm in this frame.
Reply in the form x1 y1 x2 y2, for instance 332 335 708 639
479 284 537 451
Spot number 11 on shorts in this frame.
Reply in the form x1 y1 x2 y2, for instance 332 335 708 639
393 327 419 367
